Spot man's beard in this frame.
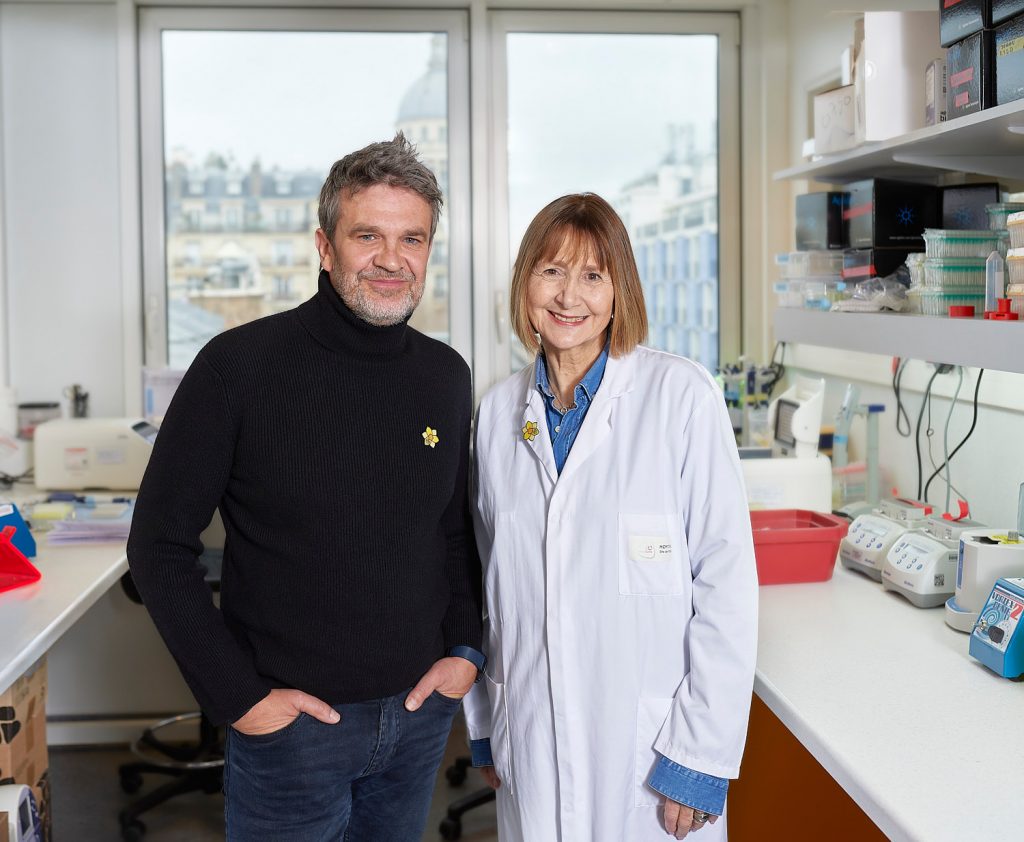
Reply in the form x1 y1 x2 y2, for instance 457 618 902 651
330 268 423 327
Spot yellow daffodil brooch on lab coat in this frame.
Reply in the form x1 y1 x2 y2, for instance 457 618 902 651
422 426 439 448
521 420 539 441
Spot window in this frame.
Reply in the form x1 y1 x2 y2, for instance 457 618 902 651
489 12 739 377
141 9 471 369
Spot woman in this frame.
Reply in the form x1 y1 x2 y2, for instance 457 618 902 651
463 193 758 841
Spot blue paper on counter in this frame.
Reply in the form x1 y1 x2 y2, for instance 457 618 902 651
0 502 37 558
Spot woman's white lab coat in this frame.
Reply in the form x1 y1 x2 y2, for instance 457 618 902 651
464 346 758 842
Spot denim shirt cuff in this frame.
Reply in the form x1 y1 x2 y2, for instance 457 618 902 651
470 738 494 767
647 754 728 816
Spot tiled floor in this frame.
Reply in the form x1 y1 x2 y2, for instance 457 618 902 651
48 718 498 841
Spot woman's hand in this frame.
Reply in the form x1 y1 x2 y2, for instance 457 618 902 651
663 798 718 839
479 766 501 789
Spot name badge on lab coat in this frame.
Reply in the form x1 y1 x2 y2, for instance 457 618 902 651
628 535 673 562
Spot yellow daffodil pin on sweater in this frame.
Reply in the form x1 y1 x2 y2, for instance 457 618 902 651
522 420 539 441
422 426 439 448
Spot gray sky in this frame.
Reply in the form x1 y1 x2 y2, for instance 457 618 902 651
163 28 718 244
163 31 435 171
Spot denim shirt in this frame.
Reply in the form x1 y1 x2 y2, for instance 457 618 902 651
469 346 728 816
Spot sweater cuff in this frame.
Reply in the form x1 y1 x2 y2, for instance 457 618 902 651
647 754 728 816
470 738 494 767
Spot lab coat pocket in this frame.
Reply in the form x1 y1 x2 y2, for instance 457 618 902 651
618 513 686 596
635 696 674 807
488 511 519 621
486 674 515 798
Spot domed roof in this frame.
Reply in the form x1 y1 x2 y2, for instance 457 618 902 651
397 35 446 122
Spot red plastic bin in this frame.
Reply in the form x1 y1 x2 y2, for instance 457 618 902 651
750 509 848 585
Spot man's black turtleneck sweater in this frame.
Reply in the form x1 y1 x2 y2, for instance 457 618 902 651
127 272 482 726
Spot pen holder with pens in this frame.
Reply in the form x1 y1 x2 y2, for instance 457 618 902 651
0 525 41 594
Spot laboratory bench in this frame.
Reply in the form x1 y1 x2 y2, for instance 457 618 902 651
731 557 1020 842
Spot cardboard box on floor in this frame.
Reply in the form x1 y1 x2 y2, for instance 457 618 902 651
0 659 49 841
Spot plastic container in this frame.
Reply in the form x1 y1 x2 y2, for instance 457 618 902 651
782 250 844 279
986 203 1024 230
999 229 1010 259
750 509 849 585
773 280 804 308
1009 211 1024 250
802 278 848 310
924 257 987 288
1007 282 1024 317
905 252 926 288
911 287 986 316
905 285 924 313
1007 248 1024 285
923 229 1002 258
0 525 41 595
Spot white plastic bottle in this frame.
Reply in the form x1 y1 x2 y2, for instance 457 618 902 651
986 250 1005 315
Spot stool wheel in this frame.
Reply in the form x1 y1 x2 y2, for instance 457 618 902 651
439 816 462 840
120 817 146 841
119 770 143 794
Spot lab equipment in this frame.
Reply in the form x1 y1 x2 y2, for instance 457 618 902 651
839 497 933 581
33 418 158 491
969 576 1024 679
985 250 1005 314
15 403 60 441
750 509 848 585
946 529 1024 631
63 383 89 418
832 384 883 518
881 514 985 608
0 784 43 842
740 376 831 512
922 229 1001 258
1008 211 1024 249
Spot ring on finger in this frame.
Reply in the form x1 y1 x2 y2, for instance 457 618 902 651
692 810 710 824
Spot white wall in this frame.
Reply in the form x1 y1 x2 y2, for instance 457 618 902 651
778 0 1024 528
1 2 127 416
0 1 196 739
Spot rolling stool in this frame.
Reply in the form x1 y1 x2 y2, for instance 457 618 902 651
117 556 223 841
439 755 496 840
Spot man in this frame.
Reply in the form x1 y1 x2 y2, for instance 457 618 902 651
128 133 483 841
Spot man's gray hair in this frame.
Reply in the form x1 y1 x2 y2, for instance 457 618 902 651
318 132 443 241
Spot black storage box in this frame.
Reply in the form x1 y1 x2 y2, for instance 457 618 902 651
947 30 996 118
941 0 990 47
842 248 915 282
992 0 1024 25
942 183 1001 228
845 179 940 249
795 192 850 251
996 14 1024 104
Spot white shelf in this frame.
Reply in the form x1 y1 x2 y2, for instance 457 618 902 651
774 308 1024 372
775 99 1024 183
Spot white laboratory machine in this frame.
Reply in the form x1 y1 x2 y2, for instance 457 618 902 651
946 529 1024 631
832 383 884 519
839 497 934 581
881 514 985 608
0 784 43 842
740 375 831 512
33 418 158 490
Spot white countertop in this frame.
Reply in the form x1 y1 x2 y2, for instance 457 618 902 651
755 560 1020 842
0 527 127 695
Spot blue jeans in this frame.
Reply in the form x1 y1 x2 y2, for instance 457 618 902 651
224 688 461 841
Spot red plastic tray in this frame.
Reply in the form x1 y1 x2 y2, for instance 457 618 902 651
750 509 849 585
0 524 41 595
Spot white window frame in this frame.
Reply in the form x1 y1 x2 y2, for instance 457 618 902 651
138 7 473 368
480 10 741 390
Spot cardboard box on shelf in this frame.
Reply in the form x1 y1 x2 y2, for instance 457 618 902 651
0 659 48 841
845 179 940 250
796 192 850 250
941 0 991 47
992 0 1024 25
942 183 1001 228
856 12 946 142
813 86 857 155
947 30 996 118
926 58 948 125
995 13 1024 105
